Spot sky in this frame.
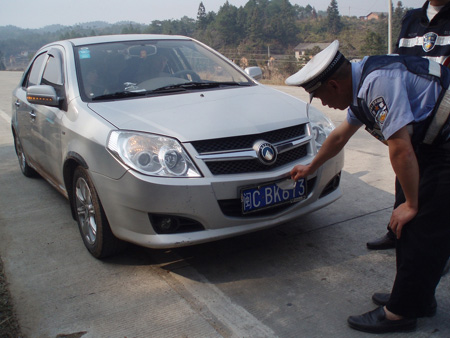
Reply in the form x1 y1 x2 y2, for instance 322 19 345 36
0 0 428 30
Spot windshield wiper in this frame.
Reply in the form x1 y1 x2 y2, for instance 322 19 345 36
215 81 252 87
92 90 147 101
92 82 252 100
92 85 198 100
151 81 250 92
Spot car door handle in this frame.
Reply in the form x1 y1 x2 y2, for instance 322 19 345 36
15 100 21 107
29 110 36 120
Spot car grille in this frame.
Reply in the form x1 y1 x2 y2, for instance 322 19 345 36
192 124 306 153
192 124 310 175
205 145 308 175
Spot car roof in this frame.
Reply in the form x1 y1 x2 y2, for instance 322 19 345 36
57 34 192 47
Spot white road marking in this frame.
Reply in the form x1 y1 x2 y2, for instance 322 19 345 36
154 252 279 338
170 271 279 338
0 109 10 123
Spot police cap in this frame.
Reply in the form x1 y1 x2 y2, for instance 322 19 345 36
285 40 345 93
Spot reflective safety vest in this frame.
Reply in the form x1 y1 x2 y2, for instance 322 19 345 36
395 2 450 67
350 55 450 145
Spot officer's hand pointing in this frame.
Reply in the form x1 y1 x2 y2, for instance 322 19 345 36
290 164 312 182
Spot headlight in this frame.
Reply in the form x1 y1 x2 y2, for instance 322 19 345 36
308 106 335 150
107 131 202 177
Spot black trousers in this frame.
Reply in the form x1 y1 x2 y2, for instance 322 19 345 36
387 142 450 318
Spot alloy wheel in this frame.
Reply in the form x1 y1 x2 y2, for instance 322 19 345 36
75 177 97 245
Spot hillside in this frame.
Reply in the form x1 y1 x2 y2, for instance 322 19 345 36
0 0 409 80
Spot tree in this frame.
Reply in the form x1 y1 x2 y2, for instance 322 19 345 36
327 0 342 35
241 0 267 46
197 2 207 30
215 1 241 46
246 5 264 45
266 0 298 46
0 51 6 70
361 30 385 55
392 1 407 50
293 4 317 20
146 21 163 34
121 24 141 34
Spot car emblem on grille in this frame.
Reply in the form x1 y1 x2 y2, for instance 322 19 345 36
253 140 277 165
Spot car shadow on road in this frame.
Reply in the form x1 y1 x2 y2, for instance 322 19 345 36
102 168 400 294
106 170 396 279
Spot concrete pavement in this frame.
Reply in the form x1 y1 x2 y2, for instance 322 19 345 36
1 71 449 337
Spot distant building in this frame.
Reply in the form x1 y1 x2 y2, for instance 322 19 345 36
362 12 387 20
293 43 330 59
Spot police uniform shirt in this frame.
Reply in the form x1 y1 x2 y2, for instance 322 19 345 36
347 57 442 141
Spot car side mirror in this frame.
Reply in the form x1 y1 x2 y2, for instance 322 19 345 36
244 66 262 80
26 85 61 107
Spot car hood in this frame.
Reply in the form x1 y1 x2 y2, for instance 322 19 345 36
87 85 309 142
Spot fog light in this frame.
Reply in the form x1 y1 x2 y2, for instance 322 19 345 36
332 173 341 189
149 214 205 234
319 172 341 198
154 216 180 234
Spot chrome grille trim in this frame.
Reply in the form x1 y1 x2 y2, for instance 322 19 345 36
196 135 312 162
191 123 311 175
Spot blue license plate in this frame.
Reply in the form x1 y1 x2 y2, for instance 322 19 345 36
241 178 307 214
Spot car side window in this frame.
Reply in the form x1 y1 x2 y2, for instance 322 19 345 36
42 53 64 87
25 53 47 87
41 51 64 97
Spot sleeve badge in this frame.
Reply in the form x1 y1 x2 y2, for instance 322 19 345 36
369 97 388 127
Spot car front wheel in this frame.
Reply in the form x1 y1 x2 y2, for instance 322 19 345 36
73 166 125 258
13 132 37 177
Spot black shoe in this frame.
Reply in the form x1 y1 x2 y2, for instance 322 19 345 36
372 292 391 306
372 292 437 317
348 306 416 333
366 233 396 250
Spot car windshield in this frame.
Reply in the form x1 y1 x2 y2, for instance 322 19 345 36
74 39 254 101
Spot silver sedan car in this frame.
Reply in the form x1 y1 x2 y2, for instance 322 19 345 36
11 34 344 258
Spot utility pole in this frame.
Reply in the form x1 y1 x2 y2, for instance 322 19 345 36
388 0 393 53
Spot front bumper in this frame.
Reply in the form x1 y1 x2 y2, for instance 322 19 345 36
91 151 344 249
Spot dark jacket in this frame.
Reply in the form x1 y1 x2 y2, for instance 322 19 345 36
395 1 450 66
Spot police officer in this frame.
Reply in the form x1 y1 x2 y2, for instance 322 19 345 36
367 0 450 250
287 40 450 333
397 0 450 66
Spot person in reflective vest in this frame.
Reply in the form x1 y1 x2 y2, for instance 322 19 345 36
286 40 450 334
367 0 450 250
396 0 450 67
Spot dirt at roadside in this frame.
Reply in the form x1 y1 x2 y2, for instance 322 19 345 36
0 256 22 338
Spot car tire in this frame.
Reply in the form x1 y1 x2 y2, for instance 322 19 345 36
73 166 126 258
13 132 37 177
